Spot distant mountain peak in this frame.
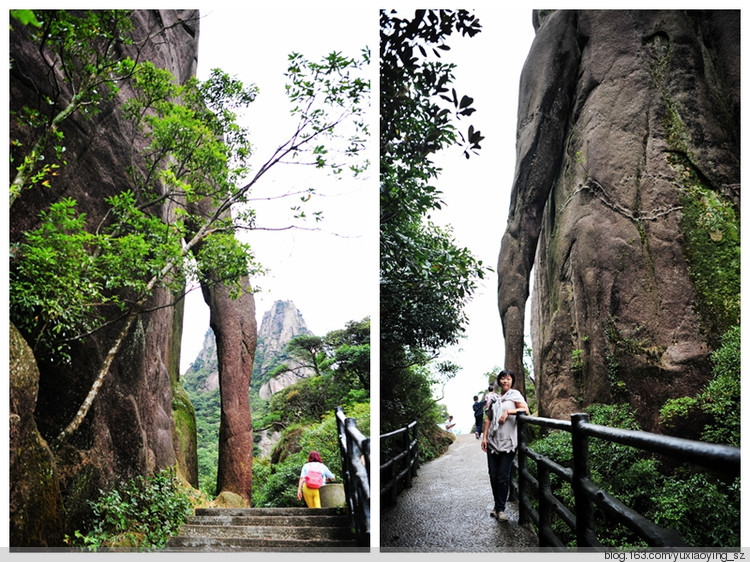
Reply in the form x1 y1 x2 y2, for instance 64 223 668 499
182 300 313 396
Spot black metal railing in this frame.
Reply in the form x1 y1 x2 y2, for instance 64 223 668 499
515 412 741 548
335 406 370 547
379 419 419 507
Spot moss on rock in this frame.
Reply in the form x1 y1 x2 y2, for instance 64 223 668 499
171 382 198 487
9 322 66 547
669 154 740 346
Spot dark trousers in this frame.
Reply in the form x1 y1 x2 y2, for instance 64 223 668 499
486 449 515 512
474 416 483 435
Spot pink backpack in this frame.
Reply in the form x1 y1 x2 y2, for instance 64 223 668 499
305 469 324 489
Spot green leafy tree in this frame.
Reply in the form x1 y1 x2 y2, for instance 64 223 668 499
261 318 371 432
327 320 371 391
9 10 370 447
379 9 487 448
380 353 453 463
431 360 460 399
192 390 221 496
285 334 326 377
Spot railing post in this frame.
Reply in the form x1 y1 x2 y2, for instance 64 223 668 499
403 422 413 488
538 462 552 547
380 419 419 508
336 408 370 547
571 413 596 547
410 421 419 475
516 412 529 525
343 417 356 501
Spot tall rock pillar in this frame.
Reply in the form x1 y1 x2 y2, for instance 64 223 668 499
498 10 739 429
201 281 257 504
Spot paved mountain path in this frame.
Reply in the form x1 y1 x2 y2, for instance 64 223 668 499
381 432 538 552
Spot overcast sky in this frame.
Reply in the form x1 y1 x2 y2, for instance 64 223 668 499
185 3 537 432
181 3 378 372
422 6 536 433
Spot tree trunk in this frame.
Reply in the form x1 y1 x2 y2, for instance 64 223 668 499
201 279 257 505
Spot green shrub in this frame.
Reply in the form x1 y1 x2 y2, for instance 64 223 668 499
699 325 740 446
659 325 740 446
659 395 698 433
527 402 739 547
252 401 370 508
652 469 740 547
66 467 195 551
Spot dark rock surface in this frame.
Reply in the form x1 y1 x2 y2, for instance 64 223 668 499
381 434 538 552
497 10 739 429
9 10 202 543
9 323 66 547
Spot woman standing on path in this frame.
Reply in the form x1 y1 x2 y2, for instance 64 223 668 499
480 369 529 521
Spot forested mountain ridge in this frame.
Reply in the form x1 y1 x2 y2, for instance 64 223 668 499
183 304 370 498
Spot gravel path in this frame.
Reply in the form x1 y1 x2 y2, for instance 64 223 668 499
380 432 538 552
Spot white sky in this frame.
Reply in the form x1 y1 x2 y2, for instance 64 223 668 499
425 6 536 434
181 3 379 373
184 3 536 437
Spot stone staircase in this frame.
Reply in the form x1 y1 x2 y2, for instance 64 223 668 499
165 507 364 552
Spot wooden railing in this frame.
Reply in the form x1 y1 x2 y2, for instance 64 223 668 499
379 419 419 507
514 412 741 548
335 406 370 547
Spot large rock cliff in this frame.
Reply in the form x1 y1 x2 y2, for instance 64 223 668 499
9 10 202 544
498 10 739 430
256 301 315 398
10 322 66 546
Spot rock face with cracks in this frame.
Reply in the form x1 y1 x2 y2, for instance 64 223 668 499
10 9 259 543
497 10 739 430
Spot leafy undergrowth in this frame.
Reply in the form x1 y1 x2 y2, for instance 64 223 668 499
65 467 198 551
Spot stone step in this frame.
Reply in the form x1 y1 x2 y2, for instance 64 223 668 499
187 514 349 527
175 523 354 541
194 507 344 517
165 507 361 552
165 535 362 552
